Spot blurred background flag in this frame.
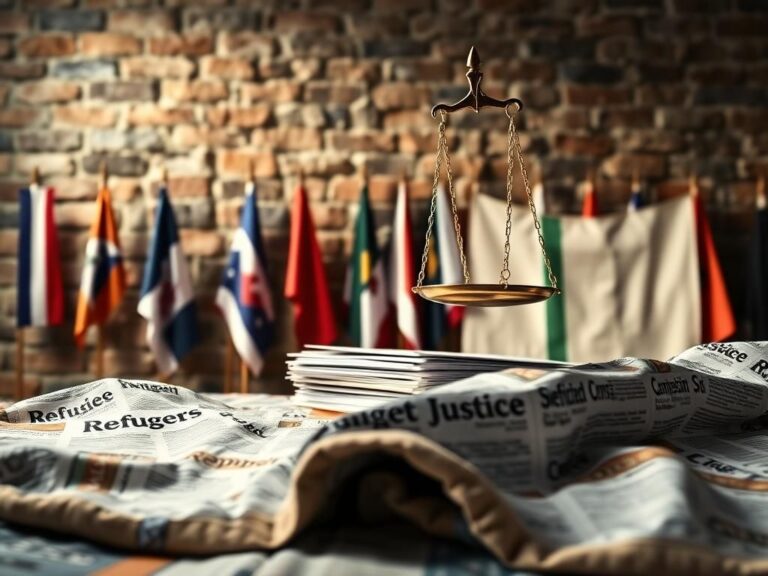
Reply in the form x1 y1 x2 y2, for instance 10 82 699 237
344 182 393 348
690 177 736 342
581 174 599 217
217 182 274 376
532 181 546 215
74 186 125 347
138 187 199 375
423 183 464 349
388 178 421 349
284 180 337 348
17 184 64 328
464 194 703 362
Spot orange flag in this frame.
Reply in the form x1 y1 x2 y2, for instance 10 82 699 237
284 183 338 347
581 177 598 217
690 179 736 342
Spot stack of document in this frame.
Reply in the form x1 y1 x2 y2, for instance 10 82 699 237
288 345 568 413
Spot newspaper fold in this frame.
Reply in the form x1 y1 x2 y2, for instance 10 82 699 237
2 342 768 575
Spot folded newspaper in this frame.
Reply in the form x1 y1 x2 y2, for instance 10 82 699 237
2 342 768 575
288 345 568 412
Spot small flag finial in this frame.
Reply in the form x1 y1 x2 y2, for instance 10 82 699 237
399 167 408 186
360 163 369 184
758 175 767 210
298 166 305 187
31 166 40 186
161 167 169 186
248 158 256 184
689 172 699 197
631 166 640 190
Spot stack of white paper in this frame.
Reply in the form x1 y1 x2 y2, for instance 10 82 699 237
288 345 569 413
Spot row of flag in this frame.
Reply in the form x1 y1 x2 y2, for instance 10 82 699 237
15 174 765 378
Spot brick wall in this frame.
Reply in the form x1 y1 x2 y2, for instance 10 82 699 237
1 0 766 395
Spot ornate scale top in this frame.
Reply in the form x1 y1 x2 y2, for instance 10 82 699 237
411 46 561 307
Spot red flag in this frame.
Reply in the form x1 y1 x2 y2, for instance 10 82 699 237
284 184 338 347
691 183 735 342
581 178 598 217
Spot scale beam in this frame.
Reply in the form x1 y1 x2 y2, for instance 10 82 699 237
431 46 523 118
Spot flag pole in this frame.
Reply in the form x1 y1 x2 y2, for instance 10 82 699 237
757 174 766 209
16 167 41 400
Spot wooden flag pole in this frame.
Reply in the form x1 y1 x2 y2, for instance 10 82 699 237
93 161 109 380
240 360 249 394
757 174 766 209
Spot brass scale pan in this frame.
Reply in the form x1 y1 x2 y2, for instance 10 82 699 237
412 46 560 308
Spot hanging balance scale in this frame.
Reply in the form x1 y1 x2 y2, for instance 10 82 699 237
411 46 561 307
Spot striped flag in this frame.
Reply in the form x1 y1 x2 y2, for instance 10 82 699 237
74 186 126 346
216 182 274 376
17 184 64 327
344 183 393 348
423 183 464 349
388 179 421 349
465 194 703 362
138 188 199 375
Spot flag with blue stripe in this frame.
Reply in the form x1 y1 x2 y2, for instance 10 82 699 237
137 188 199 374
216 183 274 376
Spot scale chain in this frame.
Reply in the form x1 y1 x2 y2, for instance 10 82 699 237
499 105 516 286
509 110 559 290
415 111 470 289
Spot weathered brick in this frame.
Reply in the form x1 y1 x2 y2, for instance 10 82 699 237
0 38 10 57
622 131 686 153
90 129 163 152
162 80 228 102
121 57 195 79
128 105 195 126
39 10 104 31
23 348 83 374
562 63 623 84
18 34 76 57
327 58 381 83
362 39 428 58
251 128 322 151
603 154 666 179
53 105 118 127
577 15 639 36
717 16 768 36
327 131 396 152
200 56 253 80
16 131 82 152
372 82 431 110
0 108 40 128
218 31 274 57
0 132 11 152
305 81 367 104
694 86 767 107
90 81 154 101
111 179 143 202
600 107 654 128
241 80 301 103
79 32 142 56
555 134 614 156
149 33 213 56
0 12 30 34
152 176 210 198
382 109 430 130
170 125 242 150
216 150 278 177
0 62 46 80
52 59 115 79
108 10 175 34
220 179 282 201
274 11 340 32
0 230 16 255
82 154 148 177
56 202 96 228
15 154 75 177
0 84 8 105
290 58 322 81
179 229 223 256
16 81 80 104
219 106 271 128
47 178 98 201
100 350 154 377
563 85 633 106
182 7 259 31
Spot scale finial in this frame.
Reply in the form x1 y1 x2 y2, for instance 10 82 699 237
467 45 480 69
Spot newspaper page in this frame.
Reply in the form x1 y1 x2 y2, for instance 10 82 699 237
2 343 768 575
